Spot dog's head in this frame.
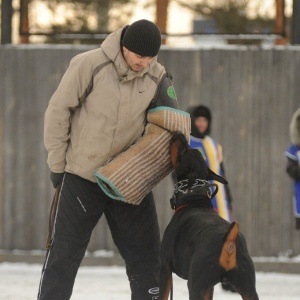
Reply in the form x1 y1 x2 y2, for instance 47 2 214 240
170 131 228 186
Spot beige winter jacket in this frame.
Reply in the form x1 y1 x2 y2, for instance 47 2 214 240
44 27 166 182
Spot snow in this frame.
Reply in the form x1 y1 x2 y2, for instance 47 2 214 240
1 262 300 299
253 254 300 263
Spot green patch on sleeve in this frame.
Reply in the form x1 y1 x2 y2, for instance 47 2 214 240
167 86 177 99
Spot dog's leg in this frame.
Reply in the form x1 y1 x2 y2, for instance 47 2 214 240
159 264 172 300
238 292 259 300
235 275 259 300
188 284 214 300
188 265 216 300
188 255 219 300
226 268 259 300
203 286 214 300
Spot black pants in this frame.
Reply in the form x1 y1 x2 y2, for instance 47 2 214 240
37 173 161 300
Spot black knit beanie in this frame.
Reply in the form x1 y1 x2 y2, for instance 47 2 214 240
193 105 212 122
189 105 212 138
122 19 161 57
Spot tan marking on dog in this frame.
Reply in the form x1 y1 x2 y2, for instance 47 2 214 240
241 296 253 300
203 286 214 300
161 273 173 300
170 140 180 167
219 222 239 271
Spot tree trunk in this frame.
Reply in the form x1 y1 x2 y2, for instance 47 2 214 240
97 0 110 33
1 0 13 44
20 0 30 44
156 0 169 34
291 0 300 44
274 0 285 34
274 0 287 45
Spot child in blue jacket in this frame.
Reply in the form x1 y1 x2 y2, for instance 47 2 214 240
285 107 300 230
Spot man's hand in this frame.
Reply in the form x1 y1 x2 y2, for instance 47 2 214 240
50 171 64 188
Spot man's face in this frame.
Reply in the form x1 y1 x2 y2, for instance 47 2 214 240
122 46 154 72
194 116 209 134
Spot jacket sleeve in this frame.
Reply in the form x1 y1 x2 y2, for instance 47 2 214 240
286 157 300 181
148 72 179 110
44 54 94 172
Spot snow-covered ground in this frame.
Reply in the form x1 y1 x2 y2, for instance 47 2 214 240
1 262 300 299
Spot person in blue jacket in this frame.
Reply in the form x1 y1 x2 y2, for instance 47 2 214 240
285 107 300 230
189 105 233 222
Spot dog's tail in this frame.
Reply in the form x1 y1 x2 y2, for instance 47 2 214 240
219 222 239 271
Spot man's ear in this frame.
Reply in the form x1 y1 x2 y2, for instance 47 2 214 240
207 168 228 185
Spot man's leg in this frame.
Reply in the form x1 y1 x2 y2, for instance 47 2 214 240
105 192 161 300
37 173 108 300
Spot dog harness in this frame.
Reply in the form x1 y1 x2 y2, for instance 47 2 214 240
170 179 219 211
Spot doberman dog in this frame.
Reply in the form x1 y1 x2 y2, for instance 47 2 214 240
159 132 259 300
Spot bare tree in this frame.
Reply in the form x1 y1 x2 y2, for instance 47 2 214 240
156 0 169 34
1 0 13 44
291 0 300 44
175 0 274 34
20 0 30 43
27 0 136 43
274 0 288 44
274 0 285 34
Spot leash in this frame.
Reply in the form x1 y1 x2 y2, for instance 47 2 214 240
45 184 61 250
170 275 173 300
174 204 188 213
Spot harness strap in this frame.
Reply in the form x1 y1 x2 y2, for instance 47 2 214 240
174 205 188 213
170 275 173 300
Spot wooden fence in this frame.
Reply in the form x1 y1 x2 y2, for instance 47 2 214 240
0 44 299 257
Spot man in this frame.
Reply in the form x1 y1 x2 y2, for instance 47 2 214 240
38 19 180 300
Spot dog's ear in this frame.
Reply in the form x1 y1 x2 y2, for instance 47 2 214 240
207 168 228 185
169 132 190 167
170 139 180 167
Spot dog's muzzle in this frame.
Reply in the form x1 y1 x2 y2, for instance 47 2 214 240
170 179 219 210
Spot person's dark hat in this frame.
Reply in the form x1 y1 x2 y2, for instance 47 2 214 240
122 19 161 57
193 105 212 122
188 105 212 139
